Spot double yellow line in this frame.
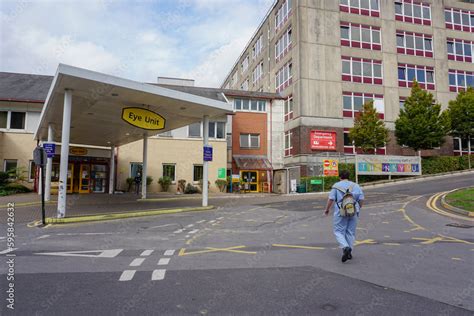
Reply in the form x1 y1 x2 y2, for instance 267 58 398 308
426 192 474 221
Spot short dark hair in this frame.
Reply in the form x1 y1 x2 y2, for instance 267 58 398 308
339 170 350 180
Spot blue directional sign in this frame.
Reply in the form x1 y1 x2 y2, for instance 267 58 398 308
203 146 213 162
43 143 56 158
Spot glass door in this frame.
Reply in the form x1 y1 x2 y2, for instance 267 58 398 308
79 164 91 194
67 163 74 194
241 170 259 192
91 164 107 193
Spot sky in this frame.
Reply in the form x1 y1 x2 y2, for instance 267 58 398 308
0 0 274 87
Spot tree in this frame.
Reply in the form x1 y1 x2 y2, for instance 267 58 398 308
447 87 474 168
349 100 389 154
395 81 449 154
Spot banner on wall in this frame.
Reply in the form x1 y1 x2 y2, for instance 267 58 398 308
356 155 422 176
310 131 337 151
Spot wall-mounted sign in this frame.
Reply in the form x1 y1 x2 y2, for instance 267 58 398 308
311 130 337 151
122 107 166 130
323 159 339 177
356 155 421 176
218 168 226 179
43 143 56 158
203 145 213 162
70 147 88 156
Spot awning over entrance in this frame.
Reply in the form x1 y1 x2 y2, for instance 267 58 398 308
35 64 232 146
234 155 273 170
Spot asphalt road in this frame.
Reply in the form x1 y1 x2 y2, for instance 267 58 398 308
1 172 473 315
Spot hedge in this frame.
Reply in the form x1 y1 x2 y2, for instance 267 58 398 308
422 155 474 174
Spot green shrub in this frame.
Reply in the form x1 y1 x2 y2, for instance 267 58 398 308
0 171 9 187
158 176 172 192
184 183 199 194
1 183 32 195
215 179 227 192
422 156 464 174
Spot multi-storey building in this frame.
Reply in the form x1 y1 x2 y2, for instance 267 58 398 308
222 0 474 174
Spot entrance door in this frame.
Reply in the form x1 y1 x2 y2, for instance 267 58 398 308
91 164 107 193
79 164 91 194
240 170 259 192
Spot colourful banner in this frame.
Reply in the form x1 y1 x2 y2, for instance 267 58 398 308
356 155 421 176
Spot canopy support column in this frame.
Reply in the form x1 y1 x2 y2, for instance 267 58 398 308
45 124 54 201
109 145 115 194
202 115 209 207
141 134 148 200
57 89 72 218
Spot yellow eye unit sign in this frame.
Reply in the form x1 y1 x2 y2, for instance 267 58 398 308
122 107 166 130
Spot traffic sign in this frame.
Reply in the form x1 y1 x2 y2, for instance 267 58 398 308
323 159 339 177
43 143 56 158
203 146 213 162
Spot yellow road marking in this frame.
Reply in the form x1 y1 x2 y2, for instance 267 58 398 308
354 239 377 246
178 246 256 256
426 192 474 222
272 244 325 250
412 234 473 245
383 243 401 246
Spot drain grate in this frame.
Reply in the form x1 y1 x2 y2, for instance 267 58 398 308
446 223 473 229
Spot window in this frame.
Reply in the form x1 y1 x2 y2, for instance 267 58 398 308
395 2 431 25
4 160 17 176
162 164 176 182
398 64 435 90
158 131 172 137
284 131 292 156
188 122 201 137
208 121 225 139
342 92 384 119
341 56 383 85
0 111 27 130
448 69 474 92
275 0 292 30
396 31 433 58
240 134 260 149
241 55 249 73
130 162 143 178
339 0 380 17
275 61 293 92
453 137 474 154
28 160 36 182
234 99 266 113
252 35 263 59
445 7 474 32
399 98 406 110
340 22 381 50
275 26 292 61
447 38 474 63
193 165 203 182
241 79 249 91
284 95 294 121
252 62 264 84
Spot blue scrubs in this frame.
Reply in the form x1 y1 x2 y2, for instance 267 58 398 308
328 180 364 249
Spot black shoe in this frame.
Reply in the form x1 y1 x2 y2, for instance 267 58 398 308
341 247 350 262
347 248 352 260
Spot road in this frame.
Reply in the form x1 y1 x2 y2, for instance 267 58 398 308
1 173 473 315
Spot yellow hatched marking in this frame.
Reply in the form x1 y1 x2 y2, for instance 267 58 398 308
178 246 256 256
383 243 401 246
272 244 325 250
426 192 474 222
412 234 473 245
354 239 377 246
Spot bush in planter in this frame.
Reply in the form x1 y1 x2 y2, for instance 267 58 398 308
215 179 227 192
198 179 210 192
0 183 32 196
184 183 199 194
146 176 153 186
126 177 134 192
158 176 172 192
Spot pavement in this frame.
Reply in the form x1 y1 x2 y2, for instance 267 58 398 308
0 172 473 315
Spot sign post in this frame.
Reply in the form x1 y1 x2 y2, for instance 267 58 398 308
33 147 47 226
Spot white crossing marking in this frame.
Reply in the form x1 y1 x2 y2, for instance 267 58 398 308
152 269 166 280
0 237 5 240
119 270 136 281
196 220 206 224
173 229 184 234
208 220 216 224
0 248 17 255
37 235 50 240
189 229 199 234
158 258 170 265
185 235 190 238
35 249 123 258
217 217 224 220
130 258 146 267
141 250 154 256
186 224 194 228
164 250 175 256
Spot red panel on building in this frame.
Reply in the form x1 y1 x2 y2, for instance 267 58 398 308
310 131 337 151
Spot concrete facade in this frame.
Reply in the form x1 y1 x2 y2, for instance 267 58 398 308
222 0 474 168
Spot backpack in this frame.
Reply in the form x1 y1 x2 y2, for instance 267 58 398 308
333 184 357 217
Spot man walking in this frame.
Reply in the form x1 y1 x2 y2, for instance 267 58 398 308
324 170 364 262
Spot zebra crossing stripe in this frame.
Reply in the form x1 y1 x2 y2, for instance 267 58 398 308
158 258 170 265
152 269 166 280
119 270 136 281
164 249 175 256
141 250 154 256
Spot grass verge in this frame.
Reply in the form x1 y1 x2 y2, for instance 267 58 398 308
445 187 474 212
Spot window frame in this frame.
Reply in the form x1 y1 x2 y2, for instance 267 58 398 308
342 92 384 119
445 7 474 32
284 131 292 157
340 22 382 50
193 165 203 183
339 0 380 17
284 95 294 122
398 64 436 90
0 110 27 131
395 1 432 25
341 56 383 85
188 122 202 138
275 0 292 30
447 38 474 63
240 133 260 149
275 61 293 92
162 163 176 183
275 26 292 62
448 69 474 92
396 30 433 58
